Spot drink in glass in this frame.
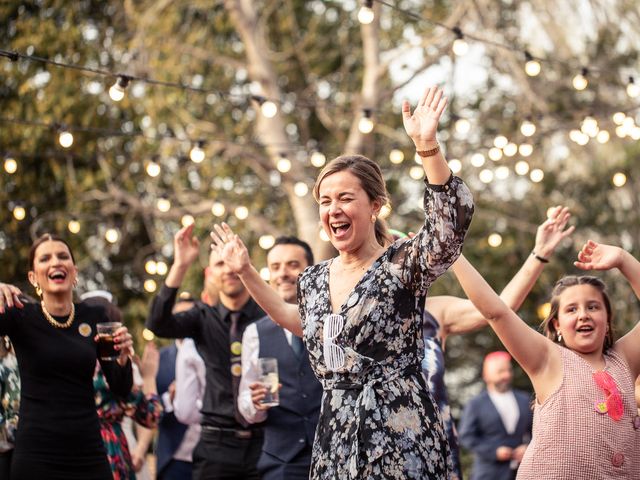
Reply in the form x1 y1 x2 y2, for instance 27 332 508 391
96 322 121 361
259 357 279 407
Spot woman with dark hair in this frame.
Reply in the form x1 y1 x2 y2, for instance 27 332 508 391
452 240 640 478
0 233 134 480
206 86 474 479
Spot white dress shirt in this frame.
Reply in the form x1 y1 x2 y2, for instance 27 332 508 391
488 389 520 434
174 338 206 426
238 322 294 424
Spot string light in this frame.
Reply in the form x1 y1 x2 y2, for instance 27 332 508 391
258 235 276 250
581 116 599 137
12 205 26 221
470 153 485 167
455 118 471 135
518 144 533 157
530 168 544 183
379 204 391 218
503 142 518 157
515 160 530 175
537 302 551 319
488 148 502 161
251 95 278 118
108 75 130 102
524 51 541 77
612 172 627 187
448 158 462 173
234 206 249 220
409 166 424 179
389 147 404 164
146 160 161 177
493 135 508 149
156 196 171 213
452 27 469 56
260 267 271 281
145 260 158 275
294 182 309 197
479 169 493 183
211 202 226 217
144 279 157 293
572 67 589 90
142 328 155 341
276 153 292 173
58 130 74 148
310 151 326 167
488 233 503 247
189 141 205 163
520 119 536 137
495 166 510 179
414 152 422 164
358 109 374 134
627 76 639 98
357 0 375 25
105 228 120 243
596 130 610 143
156 260 168 276
67 218 81 234
181 214 195 227
4 157 17 174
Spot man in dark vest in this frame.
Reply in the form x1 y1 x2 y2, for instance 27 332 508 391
238 236 322 480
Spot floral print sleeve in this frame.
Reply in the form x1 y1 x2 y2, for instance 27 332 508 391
392 174 474 294
123 389 162 428
0 352 20 447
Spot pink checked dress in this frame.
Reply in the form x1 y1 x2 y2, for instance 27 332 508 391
517 345 640 479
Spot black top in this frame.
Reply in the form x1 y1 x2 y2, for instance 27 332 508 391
147 285 265 428
0 302 133 461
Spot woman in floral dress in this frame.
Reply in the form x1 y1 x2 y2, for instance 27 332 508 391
208 86 474 479
0 337 19 478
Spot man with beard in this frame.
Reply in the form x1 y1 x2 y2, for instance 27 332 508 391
147 223 265 479
238 237 322 480
459 352 533 480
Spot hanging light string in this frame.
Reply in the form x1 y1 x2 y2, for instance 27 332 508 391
370 0 637 81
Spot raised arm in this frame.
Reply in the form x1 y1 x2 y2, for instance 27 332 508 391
451 257 560 401
575 241 640 378
429 206 575 338
210 224 302 337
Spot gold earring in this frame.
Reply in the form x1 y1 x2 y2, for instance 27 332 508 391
557 332 562 342
32 283 42 298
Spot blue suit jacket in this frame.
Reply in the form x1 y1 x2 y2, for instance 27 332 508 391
156 343 189 474
459 389 533 480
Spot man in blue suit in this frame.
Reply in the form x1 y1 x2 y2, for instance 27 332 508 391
238 237 322 480
459 351 533 480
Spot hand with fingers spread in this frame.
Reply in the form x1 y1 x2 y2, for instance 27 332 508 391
402 85 448 150
173 223 200 268
0 283 24 314
534 206 576 259
210 223 251 275
574 240 624 271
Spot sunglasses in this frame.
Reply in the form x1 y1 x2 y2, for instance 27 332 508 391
323 313 345 371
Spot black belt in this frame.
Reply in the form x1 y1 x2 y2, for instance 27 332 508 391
201 425 264 439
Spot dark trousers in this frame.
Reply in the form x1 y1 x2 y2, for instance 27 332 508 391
158 459 193 480
0 450 12 479
192 429 262 480
258 445 313 480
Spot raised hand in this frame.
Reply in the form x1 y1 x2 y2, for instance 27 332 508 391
210 223 251 275
138 341 160 380
574 240 623 271
534 206 575 258
402 86 448 149
0 282 24 314
173 223 200 268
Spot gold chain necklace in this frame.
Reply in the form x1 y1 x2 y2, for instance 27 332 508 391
41 301 75 329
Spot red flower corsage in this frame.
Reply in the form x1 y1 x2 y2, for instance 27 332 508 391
593 371 623 421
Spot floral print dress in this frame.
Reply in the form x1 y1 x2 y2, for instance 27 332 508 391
298 175 474 479
94 365 162 480
0 351 20 452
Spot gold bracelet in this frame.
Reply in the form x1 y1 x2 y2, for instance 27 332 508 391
416 144 440 158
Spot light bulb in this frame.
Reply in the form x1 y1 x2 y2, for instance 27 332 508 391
108 76 129 102
276 156 291 173
530 168 544 183
13 206 26 221
190 142 205 163
626 77 639 98
68 219 81 234
479 169 493 184
59 131 74 148
4 157 17 174
357 3 375 24
452 38 469 56
389 148 404 164
144 279 157 293
503 143 518 157
235 206 249 220
488 148 502 161
156 197 171 212
572 70 588 90
105 228 120 244
259 235 276 250
493 135 508 149
612 172 626 187
525 59 541 76
515 161 530 175
488 233 503 247
409 166 424 180
495 166 510 179
470 153 486 167
448 159 462 174
596 130 610 144
612 112 626 125
156 260 167 276
261 100 278 118
146 161 161 177
145 260 158 275
260 267 271 281
294 182 309 197
181 215 195 227
520 120 536 137
211 202 225 217
358 110 374 134
310 151 326 167
455 118 471 135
